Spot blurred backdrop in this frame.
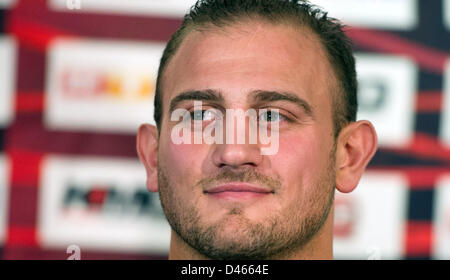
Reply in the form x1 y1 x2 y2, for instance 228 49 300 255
0 0 449 260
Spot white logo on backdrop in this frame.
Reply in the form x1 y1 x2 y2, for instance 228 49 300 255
49 0 197 17
355 53 417 147
45 39 164 133
0 36 16 128
38 156 170 254
313 0 418 30
333 172 408 260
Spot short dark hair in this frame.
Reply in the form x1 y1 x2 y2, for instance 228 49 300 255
154 0 357 138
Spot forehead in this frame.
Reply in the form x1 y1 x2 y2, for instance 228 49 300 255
162 20 334 110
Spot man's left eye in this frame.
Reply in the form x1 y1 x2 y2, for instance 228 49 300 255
259 110 286 122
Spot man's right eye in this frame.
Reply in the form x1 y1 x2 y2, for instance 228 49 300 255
190 110 216 121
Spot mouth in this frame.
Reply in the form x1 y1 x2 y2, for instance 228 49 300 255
204 182 274 200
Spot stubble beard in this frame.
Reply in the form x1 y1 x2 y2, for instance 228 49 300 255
158 150 336 260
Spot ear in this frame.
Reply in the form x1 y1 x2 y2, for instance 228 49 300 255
137 124 159 192
335 120 378 193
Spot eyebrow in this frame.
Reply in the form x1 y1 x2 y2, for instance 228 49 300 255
249 90 313 117
168 88 313 117
169 89 225 113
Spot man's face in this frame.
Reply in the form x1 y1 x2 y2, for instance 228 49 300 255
157 21 338 259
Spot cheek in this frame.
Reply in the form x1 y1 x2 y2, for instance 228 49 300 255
271 131 327 196
162 142 205 183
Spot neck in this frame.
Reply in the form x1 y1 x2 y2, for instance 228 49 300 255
168 206 334 260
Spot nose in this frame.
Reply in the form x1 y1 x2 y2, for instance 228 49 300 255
212 142 263 168
212 115 263 167
211 108 264 168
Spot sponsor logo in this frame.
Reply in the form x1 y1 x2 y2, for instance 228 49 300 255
61 182 164 218
38 156 170 253
440 60 450 146
58 67 153 102
45 39 164 133
0 37 16 128
314 0 418 30
0 155 10 246
49 0 197 17
432 176 450 259
333 172 408 259
355 54 417 147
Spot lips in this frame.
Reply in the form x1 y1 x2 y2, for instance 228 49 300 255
205 183 273 193
204 183 273 200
